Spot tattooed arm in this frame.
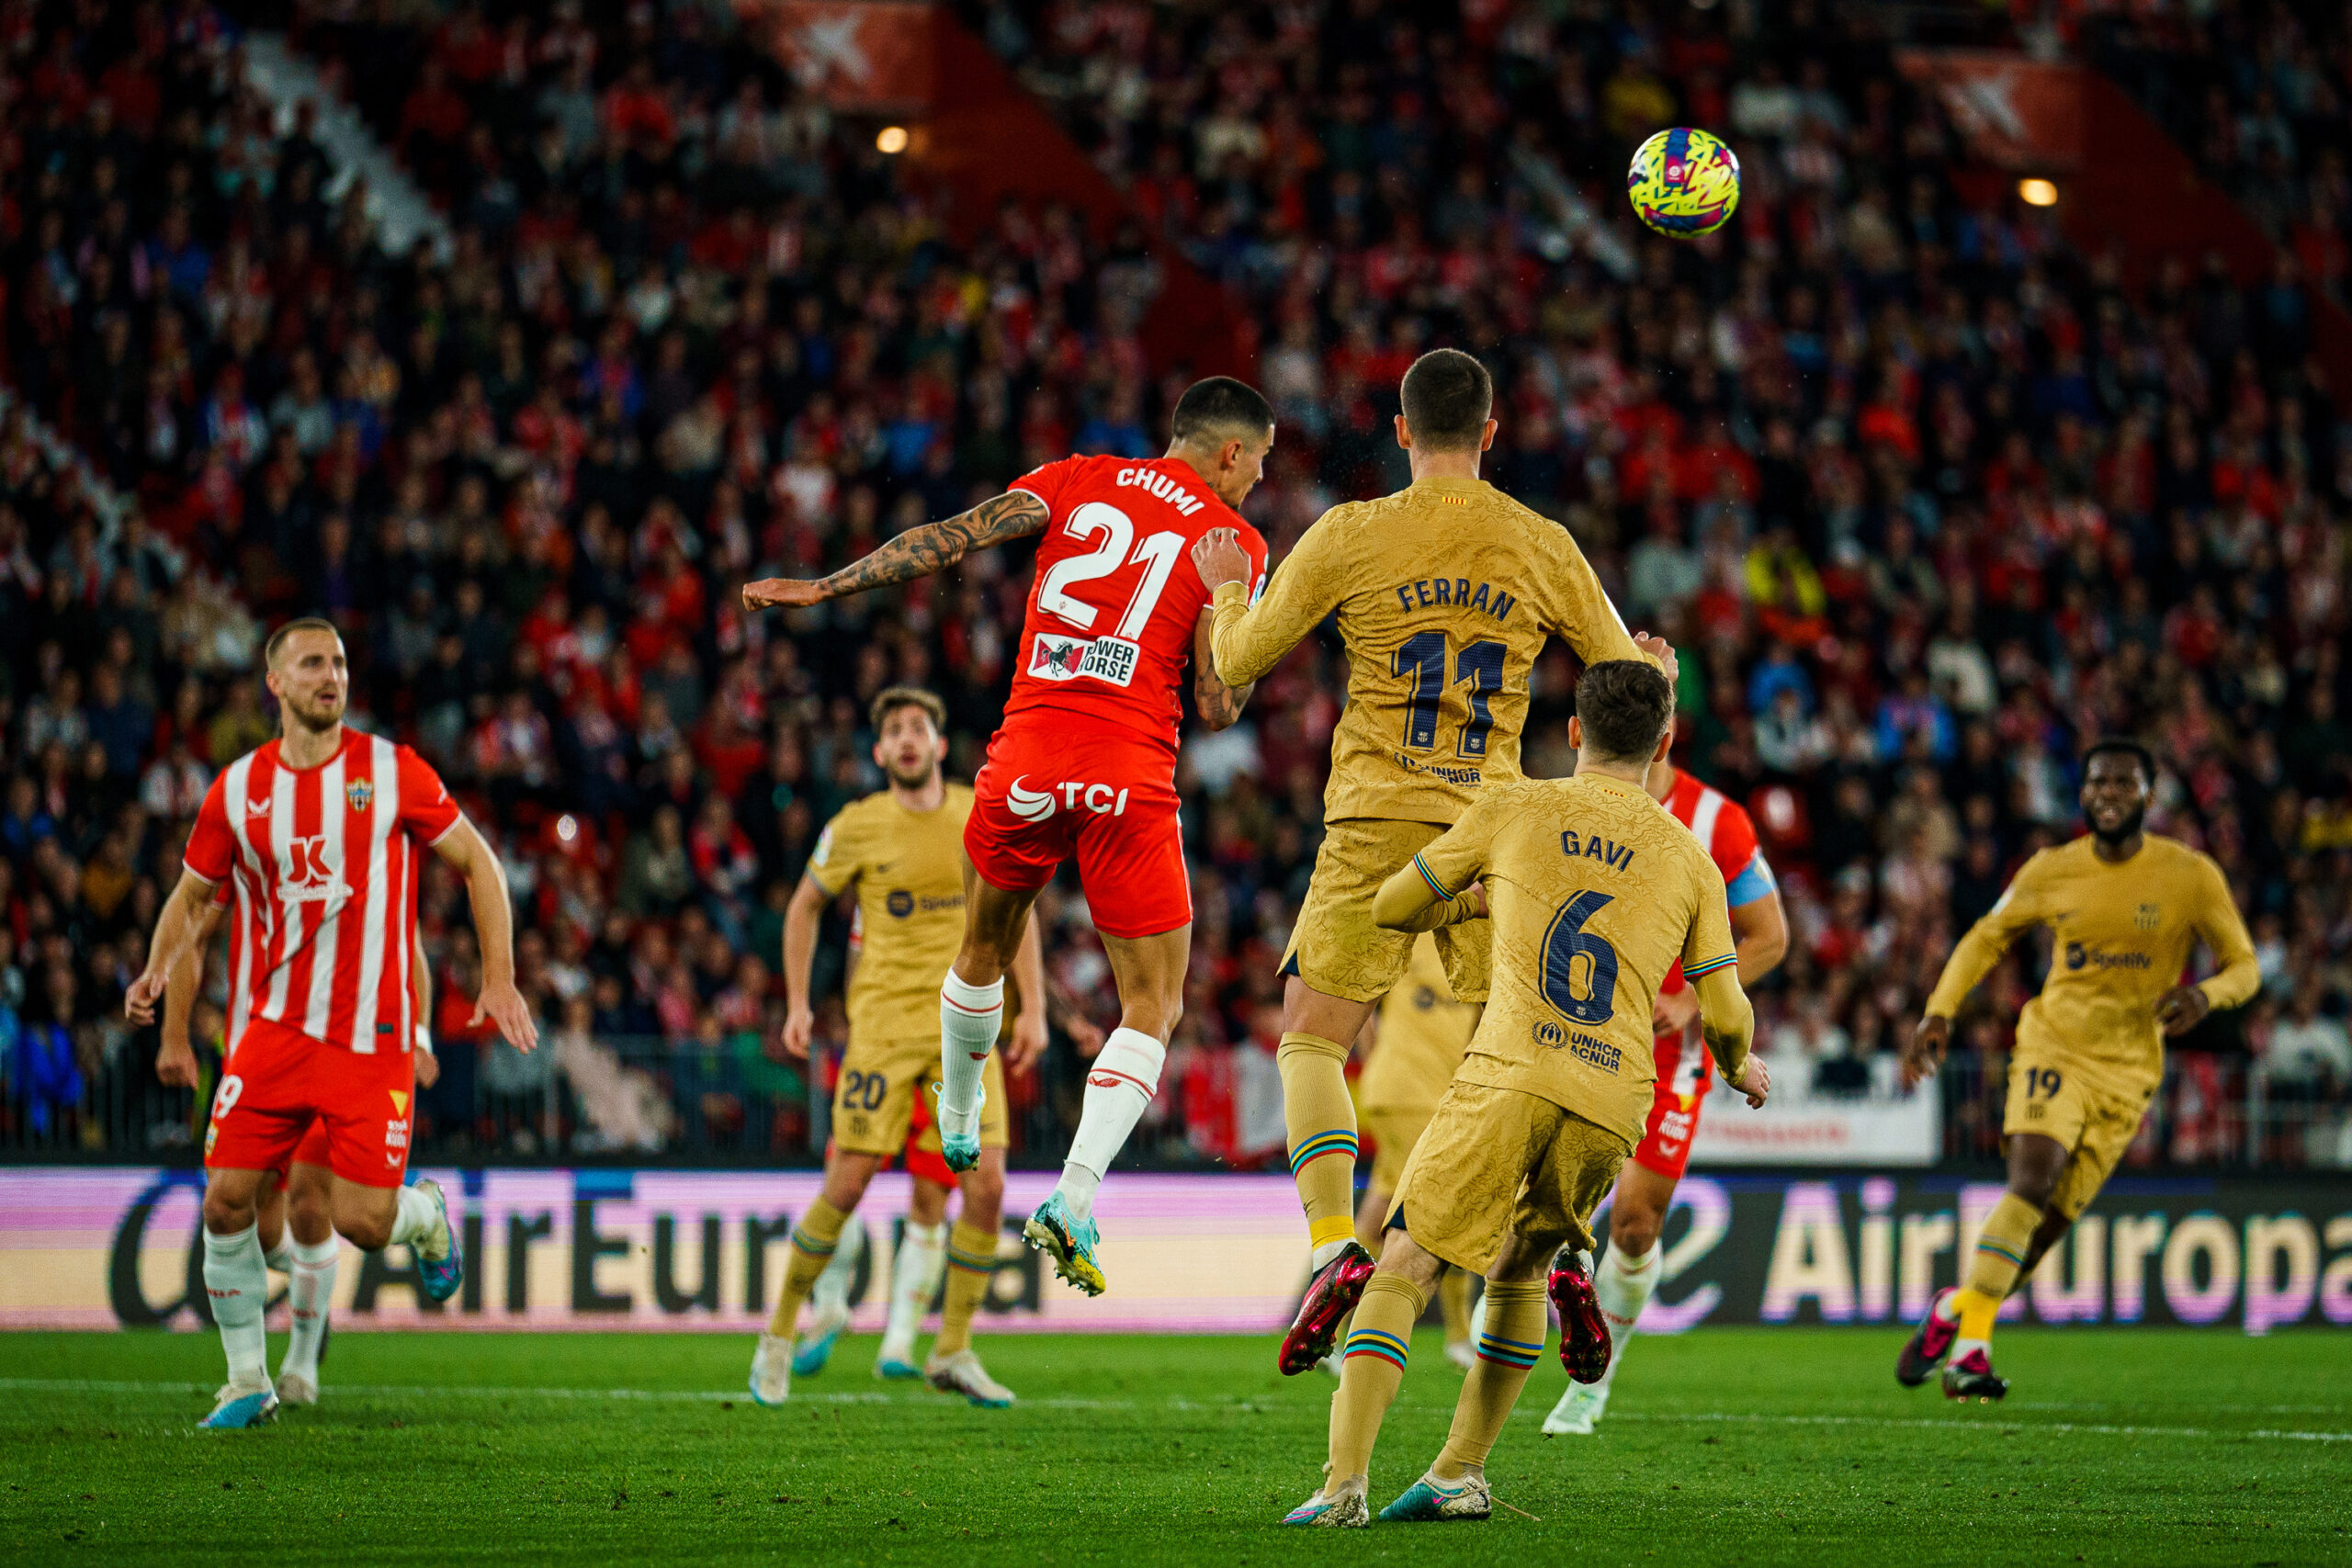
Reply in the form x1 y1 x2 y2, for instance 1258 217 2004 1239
1192 607 1254 731
742 490 1050 611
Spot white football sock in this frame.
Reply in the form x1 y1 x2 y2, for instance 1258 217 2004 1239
390 1184 447 1258
203 1224 270 1388
1934 1292 1962 1324
1591 1240 1659 1387
810 1213 866 1316
1951 1336 1990 1362
279 1236 340 1382
884 1221 947 1350
1054 1027 1164 1223
264 1237 294 1273
937 972 1003 1139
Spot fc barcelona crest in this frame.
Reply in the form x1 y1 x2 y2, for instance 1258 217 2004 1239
347 778 375 812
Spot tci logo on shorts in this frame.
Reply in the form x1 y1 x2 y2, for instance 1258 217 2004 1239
1006 776 1132 823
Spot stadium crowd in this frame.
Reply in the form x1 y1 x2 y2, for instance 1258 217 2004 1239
1 0 2348 1170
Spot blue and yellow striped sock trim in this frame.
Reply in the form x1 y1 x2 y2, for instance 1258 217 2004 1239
945 1241 996 1274
788 1227 838 1259
1342 1326 1409 1370
1289 1129 1358 1175
1682 952 1738 980
1976 1236 2027 1269
1412 853 1453 900
1475 1331 1544 1370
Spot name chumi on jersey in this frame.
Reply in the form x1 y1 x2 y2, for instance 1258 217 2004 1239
1562 828 1634 872
1392 578 1515 620
1114 467 1205 515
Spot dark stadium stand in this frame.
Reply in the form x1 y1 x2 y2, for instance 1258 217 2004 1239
1 0 2346 1173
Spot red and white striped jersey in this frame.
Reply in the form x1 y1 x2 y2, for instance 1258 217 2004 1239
184 728 461 1055
1656 766 1776 1004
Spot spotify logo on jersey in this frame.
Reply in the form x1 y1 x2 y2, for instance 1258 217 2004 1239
888 890 914 918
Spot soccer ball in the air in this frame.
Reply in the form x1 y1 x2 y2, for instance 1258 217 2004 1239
1627 127 1741 238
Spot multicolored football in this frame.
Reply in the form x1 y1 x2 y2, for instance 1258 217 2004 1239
1627 127 1741 238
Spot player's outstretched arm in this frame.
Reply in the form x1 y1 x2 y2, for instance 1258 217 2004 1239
743 491 1050 611
1692 967 1766 1106
1190 608 1254 730
1370 862 1488 934
156 904 226 1088
432 817 538 1053
1192 524 1339 688
126 867 220 1027
777 873 832 1060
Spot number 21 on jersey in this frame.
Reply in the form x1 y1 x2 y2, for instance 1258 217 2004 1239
1037 502 1186 638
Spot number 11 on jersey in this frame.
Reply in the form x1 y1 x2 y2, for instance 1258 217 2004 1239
1393 632 1507 757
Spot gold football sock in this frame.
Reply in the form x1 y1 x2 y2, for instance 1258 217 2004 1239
1329 1271 1426 1482
1956 1193 2042 1342
766 1196 849 1337
931 1220 998 1356
1433 1277 1545 1480
1438 1269 1472 1349
1279 1032 1358 1255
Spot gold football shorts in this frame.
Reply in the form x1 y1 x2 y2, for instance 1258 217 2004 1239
2001 1053 2154 1219
1388 1079 1630 1276
1283 818 1491 1005
1362 1102 1437 1192
831 1034 1008 1158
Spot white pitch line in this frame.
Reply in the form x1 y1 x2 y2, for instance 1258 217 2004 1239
1558 1408 2352 1443
0 1377 1138 1410
5 1379 2350 1442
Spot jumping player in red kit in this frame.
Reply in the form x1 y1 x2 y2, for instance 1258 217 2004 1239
126 617 537 1430
744 378 1273 1295
1542 746 1787 1435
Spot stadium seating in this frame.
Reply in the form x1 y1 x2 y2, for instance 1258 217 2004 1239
2 0 2346 1172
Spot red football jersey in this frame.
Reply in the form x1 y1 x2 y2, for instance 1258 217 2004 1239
1657 766 1776 1001
1004 454 1268 750
184 728 460 1055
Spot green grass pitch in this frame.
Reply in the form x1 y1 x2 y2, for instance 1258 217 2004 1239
2 1328 2346 1565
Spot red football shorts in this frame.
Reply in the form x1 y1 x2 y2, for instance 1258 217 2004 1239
206 1018 416 1189
902 1088 956 1188
1633 1021 1714 1181
223 1027 333 1181
966 719 1191 940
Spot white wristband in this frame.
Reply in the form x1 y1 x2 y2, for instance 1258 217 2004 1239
413 1024 435 1055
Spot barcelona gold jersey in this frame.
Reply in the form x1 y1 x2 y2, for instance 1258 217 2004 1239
1360 932 1478 1113
1410 773 1736 1148
1207 475 1651 825
1926 833 2258 1097
806 784 974 1043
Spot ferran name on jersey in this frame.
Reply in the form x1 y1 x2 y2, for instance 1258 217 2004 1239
1029 630 1141 688
1389 577 1517 620
1561 828 1637 874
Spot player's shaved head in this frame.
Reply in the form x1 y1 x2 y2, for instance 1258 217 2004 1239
2082 738 2154 787
266 615 343 668
1170 377 1274 446
1399 348 1493 451
1573 660 1675 765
